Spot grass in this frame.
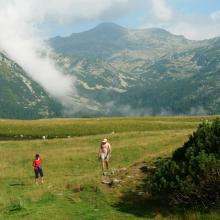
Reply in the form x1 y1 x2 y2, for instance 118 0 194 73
0 116 214 140
0 116 219 219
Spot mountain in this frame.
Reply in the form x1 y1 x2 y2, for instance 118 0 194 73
1 23 220 119
117 37 220 115
50 22 191 58
0 52 62 119
49 23 220 116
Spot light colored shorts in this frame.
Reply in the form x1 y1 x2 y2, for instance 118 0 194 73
100 152 109 161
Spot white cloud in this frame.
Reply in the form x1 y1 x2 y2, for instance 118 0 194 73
168 21 202 40
32 0 129 24
210 10 220 22
168 17 220 40
150 0 172 21
140 2 220 40
0 0 129 104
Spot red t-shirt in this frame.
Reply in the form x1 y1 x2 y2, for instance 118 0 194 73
33 159 42 170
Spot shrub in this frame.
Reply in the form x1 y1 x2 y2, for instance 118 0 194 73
150 118 220 207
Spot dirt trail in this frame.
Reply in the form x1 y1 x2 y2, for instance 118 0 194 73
101 160 155 194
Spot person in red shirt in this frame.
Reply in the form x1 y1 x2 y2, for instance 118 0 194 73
33 154 44 184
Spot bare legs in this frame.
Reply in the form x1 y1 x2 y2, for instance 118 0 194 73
101 160 109 175
101 160 105 172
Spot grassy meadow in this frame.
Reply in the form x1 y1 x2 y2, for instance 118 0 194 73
0 116 219 220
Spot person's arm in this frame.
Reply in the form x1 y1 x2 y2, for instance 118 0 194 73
108 143 112 156
98 145 101 157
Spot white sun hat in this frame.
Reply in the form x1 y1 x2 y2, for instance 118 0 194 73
102 138 108 143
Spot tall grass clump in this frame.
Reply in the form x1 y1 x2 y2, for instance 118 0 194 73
150 118 220 208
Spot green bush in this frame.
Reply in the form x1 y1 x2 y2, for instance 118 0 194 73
150 118 220 207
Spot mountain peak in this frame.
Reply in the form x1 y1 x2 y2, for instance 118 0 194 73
92 22 126 32
49 22 190 58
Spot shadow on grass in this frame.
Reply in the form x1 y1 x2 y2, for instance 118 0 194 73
8 183 26 187
112 161 185 219
113 192 175 218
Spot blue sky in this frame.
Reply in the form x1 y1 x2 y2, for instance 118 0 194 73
168 0 220 14
42 0 220 40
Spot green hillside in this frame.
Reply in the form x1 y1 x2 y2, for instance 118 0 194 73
49 23 220 117
118 38 220 115
0 52 62 119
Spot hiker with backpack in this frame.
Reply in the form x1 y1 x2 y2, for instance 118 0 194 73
98 138 112 175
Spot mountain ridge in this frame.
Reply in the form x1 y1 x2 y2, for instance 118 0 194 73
49 23 192 58
49 23 220 116
0 22 220 118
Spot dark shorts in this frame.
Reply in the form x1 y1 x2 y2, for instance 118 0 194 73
34 167 44 178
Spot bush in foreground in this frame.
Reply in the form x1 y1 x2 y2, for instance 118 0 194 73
150 118 220 208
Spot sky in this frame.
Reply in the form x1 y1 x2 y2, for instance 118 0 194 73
41 0 220 40
0 0 219 104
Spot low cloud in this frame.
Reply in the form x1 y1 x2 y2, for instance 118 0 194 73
0 0 129 104
188 106 207 116
105 102 153 116
168 18 220 40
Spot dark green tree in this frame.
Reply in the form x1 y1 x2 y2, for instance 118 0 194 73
151 118 220 207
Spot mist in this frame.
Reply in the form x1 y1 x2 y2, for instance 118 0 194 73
0 0 128 104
